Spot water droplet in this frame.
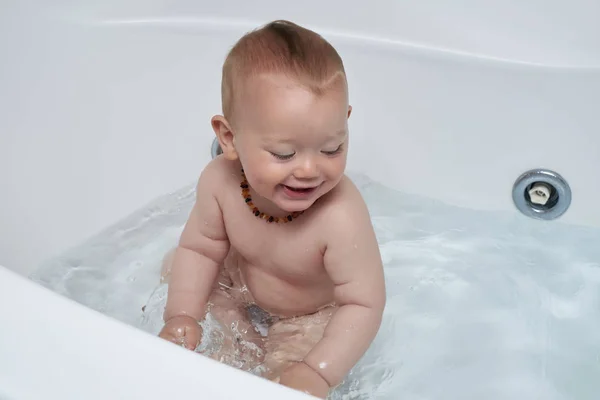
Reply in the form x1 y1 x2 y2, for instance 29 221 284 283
319 362 328 369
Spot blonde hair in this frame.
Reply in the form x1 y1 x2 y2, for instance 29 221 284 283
221 20 347 120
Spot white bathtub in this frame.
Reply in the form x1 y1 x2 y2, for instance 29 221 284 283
1 1 599 398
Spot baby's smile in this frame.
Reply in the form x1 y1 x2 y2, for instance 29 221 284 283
280 183 322 200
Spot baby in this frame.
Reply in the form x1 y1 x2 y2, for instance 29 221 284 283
158 20 386 398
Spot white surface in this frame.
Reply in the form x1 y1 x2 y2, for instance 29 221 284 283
1 1 600 399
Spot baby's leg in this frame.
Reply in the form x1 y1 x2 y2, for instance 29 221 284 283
205 288 265 372
263 306 337 381
160 248 264 372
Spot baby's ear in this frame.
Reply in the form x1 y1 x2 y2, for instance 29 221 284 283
211 115 238 160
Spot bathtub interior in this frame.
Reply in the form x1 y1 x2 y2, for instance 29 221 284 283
2 1 600 399
2 0 600 277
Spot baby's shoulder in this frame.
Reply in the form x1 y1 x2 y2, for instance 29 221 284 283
315 175 372 230
195 156 239 196
321 175 366 209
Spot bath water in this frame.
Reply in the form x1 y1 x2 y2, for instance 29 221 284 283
30 173 600 400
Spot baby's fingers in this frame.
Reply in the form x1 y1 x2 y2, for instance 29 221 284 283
158 327 180 345
158 324 200 350
182 325 201 350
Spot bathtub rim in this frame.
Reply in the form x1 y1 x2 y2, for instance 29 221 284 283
0 265 315 400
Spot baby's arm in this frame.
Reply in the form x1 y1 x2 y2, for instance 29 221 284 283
162 162 230 336
303 183 386 387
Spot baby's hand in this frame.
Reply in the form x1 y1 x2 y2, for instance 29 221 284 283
158 315 202 351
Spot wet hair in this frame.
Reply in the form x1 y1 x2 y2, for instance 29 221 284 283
221 20 347 120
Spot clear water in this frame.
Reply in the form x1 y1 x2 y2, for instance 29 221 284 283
30 173 600 400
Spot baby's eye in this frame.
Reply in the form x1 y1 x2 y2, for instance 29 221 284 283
322 144 343 156
270 151 295 161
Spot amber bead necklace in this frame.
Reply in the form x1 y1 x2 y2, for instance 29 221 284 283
240 169 303 223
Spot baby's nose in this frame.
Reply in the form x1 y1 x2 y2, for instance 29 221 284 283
293 157 319 179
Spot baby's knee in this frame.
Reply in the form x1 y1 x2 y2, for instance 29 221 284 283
262 351 296 381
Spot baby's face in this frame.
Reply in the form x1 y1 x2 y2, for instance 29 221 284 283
232 74 350 213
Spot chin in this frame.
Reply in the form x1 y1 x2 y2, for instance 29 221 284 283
277 195 325 213
275 200 311 213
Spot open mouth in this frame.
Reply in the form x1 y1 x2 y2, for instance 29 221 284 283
283 185 316 193
281 184 320 198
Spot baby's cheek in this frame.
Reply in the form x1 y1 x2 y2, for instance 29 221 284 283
246 173 267 189
253 167 281 186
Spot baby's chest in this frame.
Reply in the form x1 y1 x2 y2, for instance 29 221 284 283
220 188 326 271
232 225 321 266
225 219 324 278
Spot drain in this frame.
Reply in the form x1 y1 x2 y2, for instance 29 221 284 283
211 137 222 159
512 169 571 220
